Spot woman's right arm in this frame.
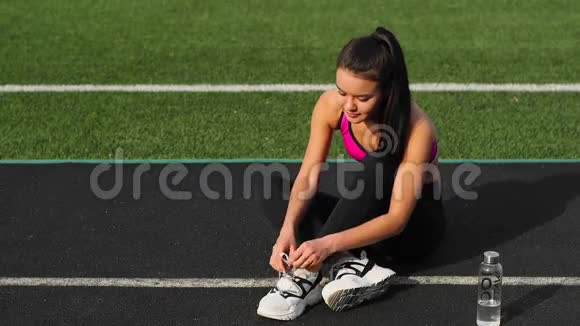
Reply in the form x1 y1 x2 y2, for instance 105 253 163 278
270 91 336 272
281 91 336 231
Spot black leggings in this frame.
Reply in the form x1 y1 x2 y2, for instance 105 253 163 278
253 154 446 267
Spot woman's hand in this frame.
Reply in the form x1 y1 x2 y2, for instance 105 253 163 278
270 226 297 273
288 237 333 269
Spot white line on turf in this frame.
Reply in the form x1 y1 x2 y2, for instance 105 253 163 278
1 276 579 288
1 83 580 93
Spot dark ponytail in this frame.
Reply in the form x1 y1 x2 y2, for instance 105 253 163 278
337 27 411 163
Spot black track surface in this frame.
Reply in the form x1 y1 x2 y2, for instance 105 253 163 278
1 163 579 324
0 285 578 325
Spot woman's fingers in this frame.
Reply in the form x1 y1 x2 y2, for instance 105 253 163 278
272 250 318 271
289 242 308 263
289 243 297 256
299 255 318 269
291 250 311 268
272 257 284 272
271 239 302 272
270 246 284 273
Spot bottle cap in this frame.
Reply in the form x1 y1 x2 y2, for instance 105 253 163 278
483 251 500 264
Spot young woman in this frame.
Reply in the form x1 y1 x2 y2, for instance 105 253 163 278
253 26 446 320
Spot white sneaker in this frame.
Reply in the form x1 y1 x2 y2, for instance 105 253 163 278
322 251 396 312
257 253 323 320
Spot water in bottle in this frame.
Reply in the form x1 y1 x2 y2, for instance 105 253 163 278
476 251 502 326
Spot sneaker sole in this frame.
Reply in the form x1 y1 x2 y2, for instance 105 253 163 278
325 274 395 312
257 285 323 320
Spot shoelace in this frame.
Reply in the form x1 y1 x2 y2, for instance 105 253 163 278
330 250 369 280
273 252 323 299
278 253 294 276
270 253 300 296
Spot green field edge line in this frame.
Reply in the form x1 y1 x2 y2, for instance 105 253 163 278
1 159 580 164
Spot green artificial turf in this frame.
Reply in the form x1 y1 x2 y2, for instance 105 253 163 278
0 0 578 84
1 92 578 159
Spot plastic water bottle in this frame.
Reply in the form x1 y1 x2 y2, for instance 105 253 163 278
476 251 503 326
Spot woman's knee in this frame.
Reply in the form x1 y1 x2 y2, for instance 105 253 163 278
367 201 446 263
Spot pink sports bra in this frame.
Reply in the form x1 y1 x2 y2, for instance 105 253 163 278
337 111 438 162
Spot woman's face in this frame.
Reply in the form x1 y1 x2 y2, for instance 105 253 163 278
335 68 380 124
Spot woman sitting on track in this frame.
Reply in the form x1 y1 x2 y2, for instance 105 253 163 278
253 26 446 320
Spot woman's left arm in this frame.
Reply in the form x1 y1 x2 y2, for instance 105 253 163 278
289 118 436 268
325 118 436 253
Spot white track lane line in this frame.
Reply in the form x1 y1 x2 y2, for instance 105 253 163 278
1 276 579 288
1 83 580 93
